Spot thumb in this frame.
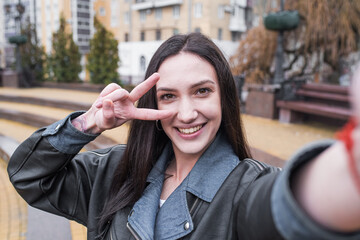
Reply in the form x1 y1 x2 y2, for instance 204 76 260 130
102 99 115 126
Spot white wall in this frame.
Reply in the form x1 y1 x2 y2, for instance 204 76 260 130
119 41 162 85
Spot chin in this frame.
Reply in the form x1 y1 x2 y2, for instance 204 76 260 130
174 141 210 157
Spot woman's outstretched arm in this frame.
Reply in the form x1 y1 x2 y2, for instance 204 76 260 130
292 67 360 232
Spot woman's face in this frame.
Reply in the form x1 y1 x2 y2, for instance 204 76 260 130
156 52 222 160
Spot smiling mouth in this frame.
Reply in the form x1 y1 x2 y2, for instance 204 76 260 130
177 125 204 134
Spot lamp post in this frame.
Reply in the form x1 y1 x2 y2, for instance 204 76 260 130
273 0 285 84
4 0 27 86
264 0 299 85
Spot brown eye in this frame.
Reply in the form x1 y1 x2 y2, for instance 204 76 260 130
196 88 211 95
160 94 175 100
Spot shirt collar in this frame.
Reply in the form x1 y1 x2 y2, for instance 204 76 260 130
184 131 240 202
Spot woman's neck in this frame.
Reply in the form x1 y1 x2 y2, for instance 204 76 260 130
161 153 198 200
166 154 198 183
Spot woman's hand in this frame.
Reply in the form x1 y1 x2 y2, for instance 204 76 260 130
292 66 360 232
72 73 173 134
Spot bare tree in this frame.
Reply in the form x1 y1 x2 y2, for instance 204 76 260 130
230 0 360 84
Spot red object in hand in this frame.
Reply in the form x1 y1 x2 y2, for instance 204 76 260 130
336 118 360 195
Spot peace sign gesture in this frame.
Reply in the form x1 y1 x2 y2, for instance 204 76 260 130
72 73 173 134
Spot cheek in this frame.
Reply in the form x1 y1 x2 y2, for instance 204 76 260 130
159 116 173 131
202 101 222 127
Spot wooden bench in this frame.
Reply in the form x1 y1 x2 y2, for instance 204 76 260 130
276 83 351 124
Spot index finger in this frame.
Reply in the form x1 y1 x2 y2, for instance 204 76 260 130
132 108 174 121
129 73 160 102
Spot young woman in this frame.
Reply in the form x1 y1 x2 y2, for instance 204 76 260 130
8 33 360 239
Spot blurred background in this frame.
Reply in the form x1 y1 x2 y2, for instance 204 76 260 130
0 0 359 239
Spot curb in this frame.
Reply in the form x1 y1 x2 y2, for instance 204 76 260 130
0 135 73 240
0 108 118 150
0 94 92 111
0 134 19 164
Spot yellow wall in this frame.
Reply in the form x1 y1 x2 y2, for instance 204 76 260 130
94 0 233 43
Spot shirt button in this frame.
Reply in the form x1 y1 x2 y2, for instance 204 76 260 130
184 221 190 230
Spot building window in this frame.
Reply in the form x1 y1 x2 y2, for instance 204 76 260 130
173 5 180 19
140 10 146 22
155 8 162 20
156 29 161 41
140 56 146 72
125 33 129 42
78 12 90 18
231 31 241 42
194 27 201 33
124 11 130 24
173 28 179 35
218 28 223 40
194 3 202 18
218 5 224 19
140 31 145 41
99 7 105 16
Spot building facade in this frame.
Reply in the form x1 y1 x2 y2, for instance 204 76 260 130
93 0 252 84
33 0 93 79
0 0 5 69
24 0 94 55
1 0 93 78
2 0 252 83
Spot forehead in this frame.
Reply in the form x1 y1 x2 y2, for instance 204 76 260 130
156 52 218 89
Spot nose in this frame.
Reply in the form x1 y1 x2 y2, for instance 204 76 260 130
177 97 198 123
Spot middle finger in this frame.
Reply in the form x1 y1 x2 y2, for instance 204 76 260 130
95 88 130 108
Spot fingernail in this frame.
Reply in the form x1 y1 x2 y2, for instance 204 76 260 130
95 101 102 108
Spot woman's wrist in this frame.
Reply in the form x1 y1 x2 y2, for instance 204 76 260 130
336 118 360 195
71 111 103 135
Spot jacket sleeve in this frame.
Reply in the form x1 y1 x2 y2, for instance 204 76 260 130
235 162 284 240
271 140 360 240
7 112 122 226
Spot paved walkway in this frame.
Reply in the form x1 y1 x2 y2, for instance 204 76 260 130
0 87 340 240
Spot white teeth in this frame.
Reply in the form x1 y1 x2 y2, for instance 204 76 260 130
178 125 202 134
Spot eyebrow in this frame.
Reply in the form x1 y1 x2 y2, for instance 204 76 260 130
156 79 216 92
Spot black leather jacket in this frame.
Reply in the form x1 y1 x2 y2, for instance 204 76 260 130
9 114 354 240
8 127 283 240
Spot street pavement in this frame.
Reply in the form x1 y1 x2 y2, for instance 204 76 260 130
0 87 339 240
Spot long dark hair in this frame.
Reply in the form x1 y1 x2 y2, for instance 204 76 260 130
98 32 251 231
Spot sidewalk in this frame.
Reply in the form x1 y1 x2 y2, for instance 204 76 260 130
0 86 339 240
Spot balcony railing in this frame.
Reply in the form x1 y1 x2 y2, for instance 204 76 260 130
132 0 183 11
